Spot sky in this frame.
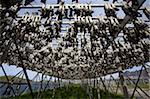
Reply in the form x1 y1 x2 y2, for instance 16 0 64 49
0 0 150 80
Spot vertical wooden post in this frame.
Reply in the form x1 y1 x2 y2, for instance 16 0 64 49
119 71 129 99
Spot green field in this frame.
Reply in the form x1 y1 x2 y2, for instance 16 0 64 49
127 83 150 89
5 84 124 99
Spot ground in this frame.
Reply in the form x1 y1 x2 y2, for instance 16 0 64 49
4 84 124 99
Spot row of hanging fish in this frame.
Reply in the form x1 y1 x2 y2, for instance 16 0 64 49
0 1 149 79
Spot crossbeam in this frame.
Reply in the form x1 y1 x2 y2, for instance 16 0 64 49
20 3 145 9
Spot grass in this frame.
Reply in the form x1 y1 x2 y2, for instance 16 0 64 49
127 83 150 89
4 84 124 99
0 76 14 81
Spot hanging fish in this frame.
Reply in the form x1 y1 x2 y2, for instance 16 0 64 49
41 0 46 4
25 0 34 6
72 0 78 3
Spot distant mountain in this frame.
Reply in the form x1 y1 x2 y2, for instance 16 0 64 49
123 68 150 79
0 75 32 84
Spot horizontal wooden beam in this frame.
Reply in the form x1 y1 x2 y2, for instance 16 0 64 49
20 3 145 9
